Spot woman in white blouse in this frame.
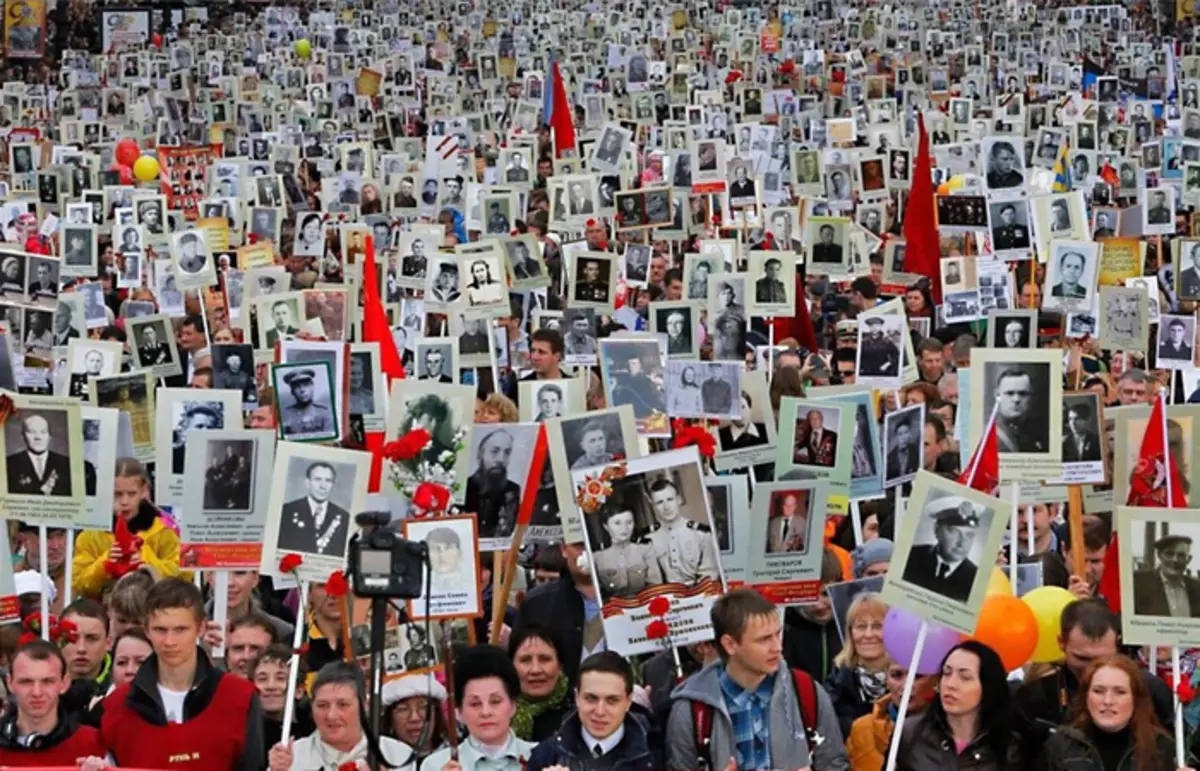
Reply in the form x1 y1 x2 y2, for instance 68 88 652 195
420 646 535 771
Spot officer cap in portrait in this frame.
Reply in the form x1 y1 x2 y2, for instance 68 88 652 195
926 497 981 528
184 404 220 423
283 368 316 387
865 317 884 327
1154 534 1193 552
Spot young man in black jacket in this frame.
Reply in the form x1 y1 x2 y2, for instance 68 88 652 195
527 651 657 771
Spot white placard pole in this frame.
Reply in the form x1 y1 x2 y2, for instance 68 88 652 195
1008 482 1019 589
38 526 49 639
883 620 928 771
281 581 311 742
63 528 73 606
212 570 229 660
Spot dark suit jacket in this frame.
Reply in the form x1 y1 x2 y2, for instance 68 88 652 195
265 326 299 348
1181 266 1200 298
1159 342 1193 361
886 446 919 480
6 450 72 496
1062 431 1101 463
277 498 351 556
902 544 977 602
1132 570 1200 617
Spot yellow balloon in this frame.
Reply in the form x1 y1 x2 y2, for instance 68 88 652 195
986 568 1013 597
133 155 159 183
946 174 967 190
1023 586 1076 663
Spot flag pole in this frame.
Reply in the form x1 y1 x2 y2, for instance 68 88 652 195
1159 389 1185 767
883 621 927 771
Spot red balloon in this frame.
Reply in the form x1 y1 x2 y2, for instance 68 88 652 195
152 33 163 48
970 594 1039 672
112 164 134 185
115 139 140 168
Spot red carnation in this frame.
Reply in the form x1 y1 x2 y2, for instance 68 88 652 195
413 481 451 513
671 421 717 459
725 70 742 85
338 763 358 771
778 59 796 75
383 428 432 462
279 553 304 574
17 632 37 646
648 596 670 617
324 570 349 598
646 619 670 640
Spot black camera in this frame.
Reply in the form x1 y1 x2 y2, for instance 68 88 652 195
348 512 427 599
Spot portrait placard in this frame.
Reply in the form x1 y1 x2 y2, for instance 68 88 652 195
968 348 1063 481
598 337 669 436
349 343 386 432
882 403 925 490
127 313 182 379
705 473 750 586
180 429 276 569
466 422 543 551
385 380 475 504
153 388 244 511
651 301 701 359
986 309 1037 349
714 370 777 474
1117 506 1200 647
774 397 854 516
747 480 831 605
78 405 120 531
518 378 585 423
1111 405 1200 509
0 394 87 525
89 371 156 463
817 390 883 500
403 514 482 621
860 297 916 384
545 404 641 542
261 442 370 582
881 471 1009 634
1048 392 1109 485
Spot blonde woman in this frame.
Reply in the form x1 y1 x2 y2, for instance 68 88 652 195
827 592 890 737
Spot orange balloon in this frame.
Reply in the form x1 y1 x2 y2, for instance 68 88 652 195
936 182 951 196
970 594 1038 671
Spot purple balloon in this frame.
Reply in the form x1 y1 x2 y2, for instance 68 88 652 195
883 606 962 675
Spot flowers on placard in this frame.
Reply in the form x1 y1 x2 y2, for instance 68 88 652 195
278 553 304 575
725 69 743 85
388 425 469 511
648 596 671 617
337 762 358 771
646 619 670 640
575 462 628 515
412 482 451 514
671 419 717 459
777 58 796 75
19 612 77 647
383 428 432 463
324 570 349 598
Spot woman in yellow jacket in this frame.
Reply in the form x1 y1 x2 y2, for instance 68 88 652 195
73 458 183 600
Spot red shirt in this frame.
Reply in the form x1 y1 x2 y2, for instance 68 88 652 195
0 723 106 767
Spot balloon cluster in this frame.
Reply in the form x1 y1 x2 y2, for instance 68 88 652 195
935 174 968 197
884 568 1077 674
112 138 160 184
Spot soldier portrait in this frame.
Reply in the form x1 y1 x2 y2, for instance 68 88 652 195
987 311 1035 349
202 439 255 512
883 404 924 489
276 456 356 559
983 138 1025 190
170 402 224 476
900 491 994 603
416 341 456 384
653 304 696 358
989 201 1031 252
273 363 337 442
791 406 841 468
856 315 902 382
571 255 614 307
212 344 256 404
1156 315 1196 367
982 361 1052 455
765 488 811 554
4 410 75 498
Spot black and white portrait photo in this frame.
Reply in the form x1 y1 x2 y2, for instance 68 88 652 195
562 307 598 362
987 311 1035 349
1156 314 1196 368
202 439 255 511
348 349 380 417
1143 186 1176 235
273 363 337 442
128 315 182 378
1061 393 1104 465
415 341 456 383
168 400 225 475
808 217 847 269
1098 287 1146 352
600 340 668 425
988 200 1032 254
709 276 748 362
653 304 696 358
591 125 627 172
983 138 1025 190
855 315 903 384
402 515 481 620
982 359 1052 454
665 360 741 420
212 344 257 404
882 404 924 489
464 423 539 545
4 409 76 497
275 457 354 557
572 255 614 307
749 252 793 315
900 490 991 603
1043 241 1098 311
61 226 96 273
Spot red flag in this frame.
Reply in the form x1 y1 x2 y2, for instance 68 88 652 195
957 403 999 496
549 60 576 158
902 113 942 304
1101 393 1189 613
362 236 406 492
769 272 819 353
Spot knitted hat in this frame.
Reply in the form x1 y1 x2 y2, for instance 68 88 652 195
852 538 894 579
381 674 447 707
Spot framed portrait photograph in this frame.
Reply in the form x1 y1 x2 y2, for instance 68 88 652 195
707 273 749 362
713 369 776 473
882 403 925 489
1098 286 1148 352
423 257 462 310
502 234 547 289
747 480 831 604
414 338 458 384
1041 240 1099 313
1142 185 1176 236
987 199 1033 258
0 395 87 525
171 229 216 292
544 404 641 542
650 301 700 358
561 307 599 365
570 252 617 311
598 337 669 436
806 216 850 274
855 314 904 386
986 308 1037 349
746 250 794 317
774 397 854 515
1117 506 1200 646
179 428 276 569
982 136 1026 193
1155 314 1196 369
403 514 482 621
79 405 121 530
458 247 508 314
665 360 742 421
518 378 585 423
465 422 544 550
574 446 724 655
1048 391 1109 486
254 291 306 350
63 339 121 400
881 471 1010 634
60 225 98 278
968 347 1063 480
211 343 257 405
271 361 340 443
90 371 155 462
127 313 183 379
349 343 385 432
260 442 371 582
704 473 750 582
153 387 243 509
385 380 475 503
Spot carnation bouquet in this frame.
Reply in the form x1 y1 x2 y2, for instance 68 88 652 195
382 426 467 515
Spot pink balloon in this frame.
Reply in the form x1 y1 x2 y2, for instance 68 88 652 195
883 607 962 675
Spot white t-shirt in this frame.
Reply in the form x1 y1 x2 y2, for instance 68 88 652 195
158 684 188 724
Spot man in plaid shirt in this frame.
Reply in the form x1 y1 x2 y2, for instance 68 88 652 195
664 589 849 771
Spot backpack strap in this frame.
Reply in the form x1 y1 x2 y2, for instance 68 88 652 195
791 668 826 749
692 699 714 771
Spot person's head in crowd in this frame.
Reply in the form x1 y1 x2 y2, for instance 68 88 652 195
924 414 947 470
649 253 668 285
663 267 684 300
904 381 939 406
775 347 803 370
476 391 519 423
917 641 1012 763
1116 368 1152 405
1067 654 1167 769
949 334 975 369
1063 515 1111 592
16 522 67 576
226 613 279 678
574 651 634 742
61 598 109 682
852 538 893 578
834 348 857 384
211 326 237 344
529 328 564 378
833 592 888 671
177 314 207 352
106 569 153 641
904 284 933 316
712 588 782 681
917 337 946 383
769 364 806 414
507 625 568 734
248 644 292 719
1015 503 1057 556
382 674 449 753
453 645 523 746
849 276 877 312
249 387 277 429
7 640 70 734
144 578 206 671
532 547 566 585
929 399 956 432
190 366 213 389
1057 599 1120 682
309 662 370 752
111 627 153 688
112 457 151 521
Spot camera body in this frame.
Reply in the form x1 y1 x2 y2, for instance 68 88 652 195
349 512 427 599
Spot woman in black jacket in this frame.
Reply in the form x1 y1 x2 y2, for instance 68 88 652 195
895 640 1013 771
1035 654 1186 771
827 592 890 737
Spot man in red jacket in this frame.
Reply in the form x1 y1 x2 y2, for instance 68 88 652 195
101 578 265 771
0 639 106 766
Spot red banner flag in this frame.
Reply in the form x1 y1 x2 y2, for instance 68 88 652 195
903 113 942 304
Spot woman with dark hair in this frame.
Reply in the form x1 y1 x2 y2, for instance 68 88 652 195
1035 655 1184 771
894 640 1013 771
419 645 534 771
904 283 935 319
507 625 572 742
382 674 450 767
